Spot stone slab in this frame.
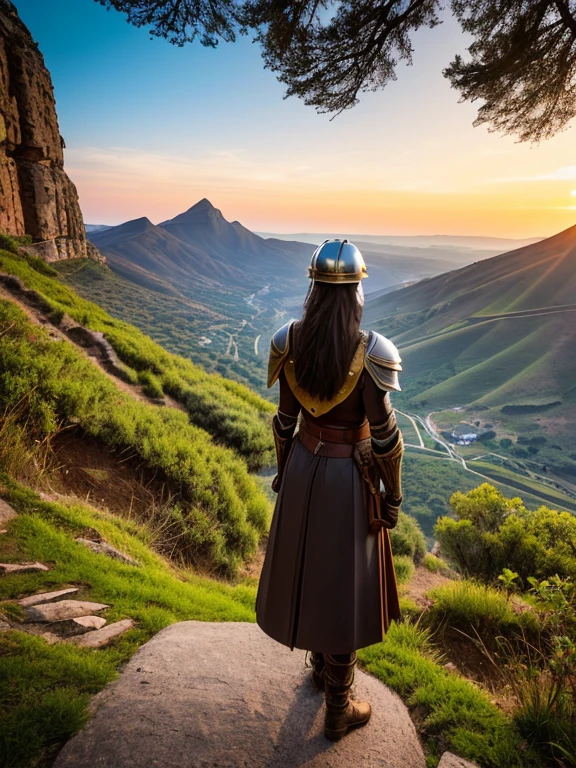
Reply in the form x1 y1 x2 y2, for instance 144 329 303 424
0 498 17 526
55 621 426 768
24 599 109 623
0 561 49 574
438 753 479 768
73 615 107 630
70 618 134 648
75 538 139 566
18 587 79 607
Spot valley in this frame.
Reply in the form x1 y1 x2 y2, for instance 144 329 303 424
64 201 576 536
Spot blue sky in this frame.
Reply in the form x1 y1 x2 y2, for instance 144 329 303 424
13 0 576 236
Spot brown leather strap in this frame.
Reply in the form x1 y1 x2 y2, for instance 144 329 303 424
300 418 370 445
298 427 356 457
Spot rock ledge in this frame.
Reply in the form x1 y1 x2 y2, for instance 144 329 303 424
55 620 426 767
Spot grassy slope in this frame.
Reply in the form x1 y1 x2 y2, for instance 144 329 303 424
0 296 270 573
55 258 270 393
364 225 576 473
0 251 275 468
0 480 256 768
0 480 532 768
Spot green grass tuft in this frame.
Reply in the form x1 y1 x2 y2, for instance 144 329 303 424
359 621 535 767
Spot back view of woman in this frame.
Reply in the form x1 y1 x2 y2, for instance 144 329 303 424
256 239 404 742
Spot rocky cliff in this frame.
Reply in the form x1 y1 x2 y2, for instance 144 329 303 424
0 0 102 262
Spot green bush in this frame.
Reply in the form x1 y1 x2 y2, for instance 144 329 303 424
425 580 537 638
390 511 427 564
138 369 164 399
393 554 414 584
423 552 450 575
0 232 20 254
435 484 576 585
23 252 58 276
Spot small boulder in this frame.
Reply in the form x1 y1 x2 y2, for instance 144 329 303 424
438 752 479 768
71 618 134 648
75 537 139 566
0 499 17 532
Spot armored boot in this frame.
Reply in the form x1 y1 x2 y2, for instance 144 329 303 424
323 652 371 741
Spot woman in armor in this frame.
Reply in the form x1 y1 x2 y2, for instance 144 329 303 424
256 239 404 742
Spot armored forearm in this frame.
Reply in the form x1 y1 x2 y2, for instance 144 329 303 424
372 431 404 504
271 410 297 493
370 412 404 527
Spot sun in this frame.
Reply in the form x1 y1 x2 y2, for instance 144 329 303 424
572 190 576 197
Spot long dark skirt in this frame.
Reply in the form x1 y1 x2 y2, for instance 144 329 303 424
256 437 400 654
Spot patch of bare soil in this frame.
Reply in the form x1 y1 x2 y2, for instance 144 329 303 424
405 566 453 609
405 567 518 714
236 541 266 583
44 427 175 521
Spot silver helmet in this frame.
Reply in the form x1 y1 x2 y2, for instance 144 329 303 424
308 239 368 284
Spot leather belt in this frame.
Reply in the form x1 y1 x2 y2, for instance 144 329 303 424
298 419 371 458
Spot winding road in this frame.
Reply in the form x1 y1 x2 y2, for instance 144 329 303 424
399 407 576 503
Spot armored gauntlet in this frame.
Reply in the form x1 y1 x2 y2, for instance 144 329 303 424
271 410 297 493
371 412 404 529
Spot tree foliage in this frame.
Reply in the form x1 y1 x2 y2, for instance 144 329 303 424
96 0 576 141
435 483 576 584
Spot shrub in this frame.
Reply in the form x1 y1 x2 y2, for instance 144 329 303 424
22 253 58 276
390 511 426 564
0 232 20 254
423 552 450 575
393 554 414 584
425 580 537 639
435 484 576 585
138 370 164 399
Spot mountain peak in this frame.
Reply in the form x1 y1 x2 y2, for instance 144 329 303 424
119 216 155 233
161 199 225 227
184 198 219 215
194 198 215 209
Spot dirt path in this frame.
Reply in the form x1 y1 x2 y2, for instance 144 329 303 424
404 566 452 609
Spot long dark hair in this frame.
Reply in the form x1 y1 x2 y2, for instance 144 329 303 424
293 281 363 401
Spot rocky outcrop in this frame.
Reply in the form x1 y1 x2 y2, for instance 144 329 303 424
0 0 101 262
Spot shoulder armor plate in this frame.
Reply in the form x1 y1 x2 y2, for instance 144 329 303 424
267 320 296 388
364 331 402 392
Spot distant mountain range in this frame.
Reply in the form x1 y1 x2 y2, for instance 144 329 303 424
258 231 543 252
89 200 312 293
88 199 503 297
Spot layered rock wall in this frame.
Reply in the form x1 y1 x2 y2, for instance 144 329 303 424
0 0 101 261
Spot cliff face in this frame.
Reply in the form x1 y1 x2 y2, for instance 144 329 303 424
0 0 102 262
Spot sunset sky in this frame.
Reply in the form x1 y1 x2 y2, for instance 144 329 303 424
14 0 576 238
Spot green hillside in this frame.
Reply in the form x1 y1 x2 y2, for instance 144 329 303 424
56 257 272 394
364 223 576 492
0 247 279 573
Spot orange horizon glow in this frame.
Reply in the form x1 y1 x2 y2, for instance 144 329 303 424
73 166 576 240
